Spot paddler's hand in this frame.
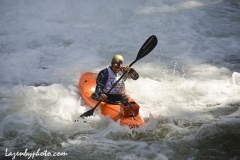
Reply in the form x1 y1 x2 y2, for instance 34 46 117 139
100 94 107 101
125 66 131 73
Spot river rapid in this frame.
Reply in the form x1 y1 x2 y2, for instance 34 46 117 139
0 0 240 159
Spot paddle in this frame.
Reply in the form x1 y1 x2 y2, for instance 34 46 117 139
78 35 158 119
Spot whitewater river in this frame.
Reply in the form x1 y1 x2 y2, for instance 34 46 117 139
1 0 240 159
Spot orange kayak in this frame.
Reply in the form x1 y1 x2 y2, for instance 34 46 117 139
79 72 145 128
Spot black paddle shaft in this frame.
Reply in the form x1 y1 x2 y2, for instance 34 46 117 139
79 35 158 118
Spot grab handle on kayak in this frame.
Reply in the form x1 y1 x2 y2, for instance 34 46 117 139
128 102 136 120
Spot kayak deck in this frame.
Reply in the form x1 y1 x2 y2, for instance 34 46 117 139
79 72 145 127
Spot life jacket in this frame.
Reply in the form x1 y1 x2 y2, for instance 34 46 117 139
103 67 125 94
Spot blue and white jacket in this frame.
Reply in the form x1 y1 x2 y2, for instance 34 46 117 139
95 66 139 96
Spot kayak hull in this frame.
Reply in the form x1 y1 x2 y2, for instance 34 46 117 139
78 72 145 127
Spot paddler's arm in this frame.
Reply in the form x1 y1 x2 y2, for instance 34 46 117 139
95 68 108 100
124 66 139 80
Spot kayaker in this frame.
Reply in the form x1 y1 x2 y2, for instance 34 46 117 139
92 54 139 105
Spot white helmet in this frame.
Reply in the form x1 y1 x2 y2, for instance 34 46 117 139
111 54 124 65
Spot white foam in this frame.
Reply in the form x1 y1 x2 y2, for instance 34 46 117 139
1 0 240 159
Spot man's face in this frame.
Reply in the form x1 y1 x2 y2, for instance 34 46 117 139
112 62 123 73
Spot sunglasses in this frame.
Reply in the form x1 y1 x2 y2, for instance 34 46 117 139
113 65 121 69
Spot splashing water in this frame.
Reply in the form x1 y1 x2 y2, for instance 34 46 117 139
1 0 240 159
